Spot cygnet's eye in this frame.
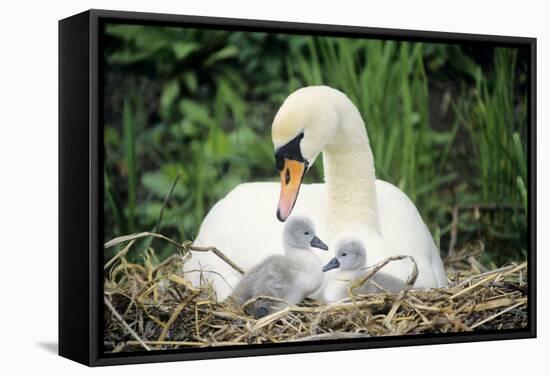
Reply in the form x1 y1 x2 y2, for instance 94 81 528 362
342 253 347 257
304 231 310 235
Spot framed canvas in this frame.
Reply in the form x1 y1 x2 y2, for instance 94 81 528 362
59 9 536 366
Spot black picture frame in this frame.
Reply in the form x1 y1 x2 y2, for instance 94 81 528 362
59 8 537 367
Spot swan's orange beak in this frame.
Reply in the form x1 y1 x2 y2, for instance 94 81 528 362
276 158 306 222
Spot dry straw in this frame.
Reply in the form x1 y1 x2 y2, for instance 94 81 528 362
103 232 528 353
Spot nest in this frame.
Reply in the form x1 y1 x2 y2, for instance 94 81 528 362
103 232 528 353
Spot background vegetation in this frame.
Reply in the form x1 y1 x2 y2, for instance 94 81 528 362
103 24 529 266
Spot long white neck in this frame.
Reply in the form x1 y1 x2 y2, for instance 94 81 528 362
322 96 380 238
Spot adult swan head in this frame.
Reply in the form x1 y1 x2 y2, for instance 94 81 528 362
272 86 378 235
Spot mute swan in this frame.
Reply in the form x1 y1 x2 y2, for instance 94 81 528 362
322 239 406 303
229 216 327 318
183 86 448 301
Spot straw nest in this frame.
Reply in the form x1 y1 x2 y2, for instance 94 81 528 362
103 232 528 353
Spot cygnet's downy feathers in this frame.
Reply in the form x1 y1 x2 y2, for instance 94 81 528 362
323 239 406 298
230 216 327 318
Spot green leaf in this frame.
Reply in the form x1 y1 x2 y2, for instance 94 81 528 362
160 80 180 118
206 129 231 158
172 42 198 59
182 72 198 93
516 176 527 212
205 46 239 66
512 132 527 179
178 99 212 127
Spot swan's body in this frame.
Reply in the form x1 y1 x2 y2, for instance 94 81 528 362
183 86 448 301
229 217 326 317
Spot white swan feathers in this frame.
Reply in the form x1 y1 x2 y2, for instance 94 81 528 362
183 86 448 301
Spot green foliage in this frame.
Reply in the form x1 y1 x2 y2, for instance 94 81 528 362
460 49 528 261
103 24 529 264
468 49 527 204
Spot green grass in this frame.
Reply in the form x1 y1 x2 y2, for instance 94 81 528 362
468 49 527 205
460 48 528 262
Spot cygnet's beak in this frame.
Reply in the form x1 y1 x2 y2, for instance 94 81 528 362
310 236 329 251
276 158 307 222
322 257 341 272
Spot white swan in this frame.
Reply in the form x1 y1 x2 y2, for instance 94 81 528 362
230 216 327 318
183 86 448 301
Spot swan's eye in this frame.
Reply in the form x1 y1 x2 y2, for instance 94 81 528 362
342 253 347 257
304 232 310 235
